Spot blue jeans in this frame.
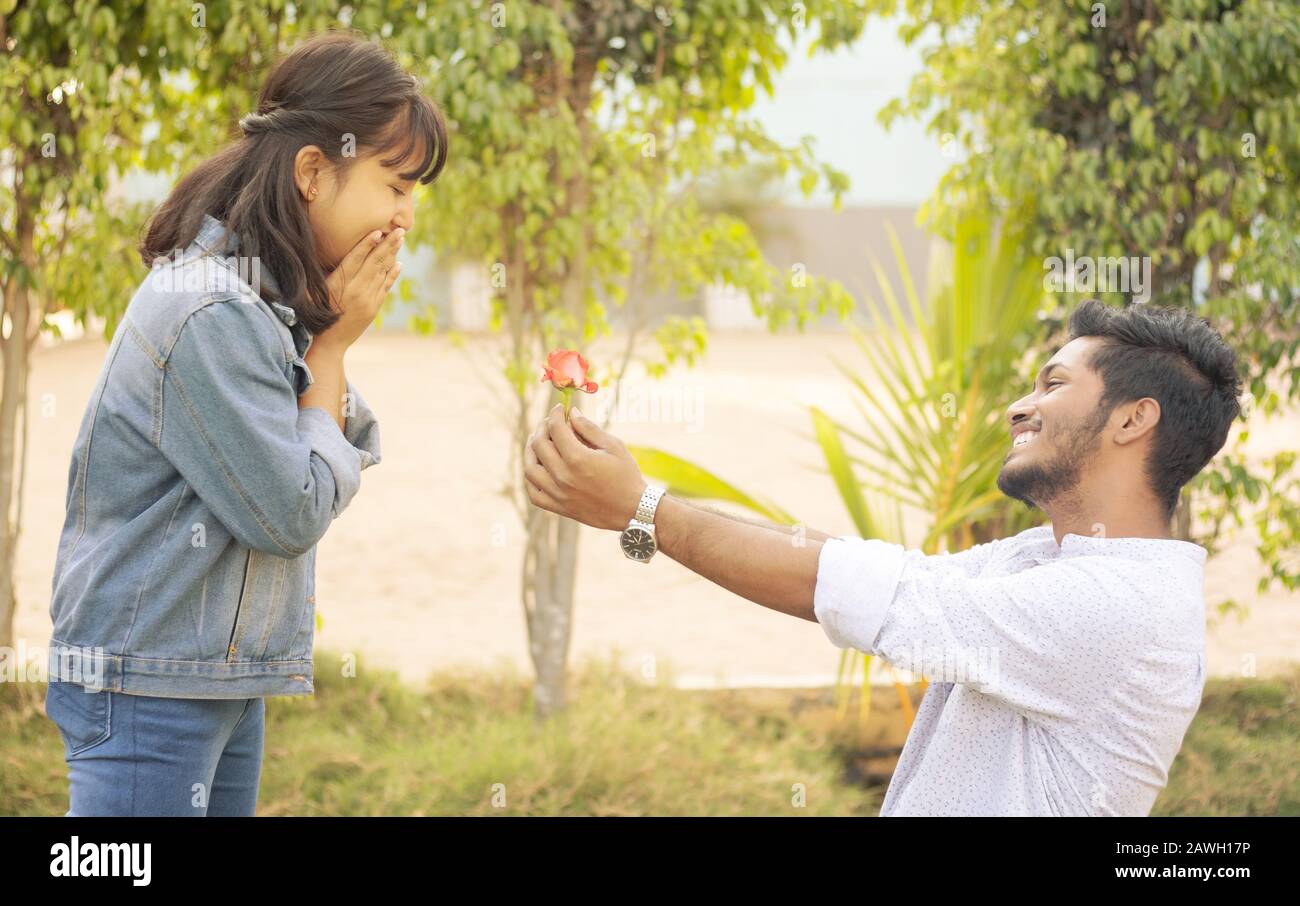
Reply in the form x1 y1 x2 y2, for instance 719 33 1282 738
44 680 265 816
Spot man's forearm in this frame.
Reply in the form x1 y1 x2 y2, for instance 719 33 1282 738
682 499 836 544
652 493 824 622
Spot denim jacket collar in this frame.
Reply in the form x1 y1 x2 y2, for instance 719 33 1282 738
193 213 302 332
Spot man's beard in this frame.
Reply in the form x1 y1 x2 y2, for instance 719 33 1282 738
996 404 1110 511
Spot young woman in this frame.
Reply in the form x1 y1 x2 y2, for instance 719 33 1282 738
44 31 448 816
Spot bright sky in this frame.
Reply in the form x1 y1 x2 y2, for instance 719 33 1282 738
750 15 950 206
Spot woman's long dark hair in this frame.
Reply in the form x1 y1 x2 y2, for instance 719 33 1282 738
139 30 448 334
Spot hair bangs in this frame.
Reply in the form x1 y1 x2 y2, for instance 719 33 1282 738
376 94 448 185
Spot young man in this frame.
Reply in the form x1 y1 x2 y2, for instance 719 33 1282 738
523 299 1244 816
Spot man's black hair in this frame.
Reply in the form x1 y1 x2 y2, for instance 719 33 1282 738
1067 299 1243 521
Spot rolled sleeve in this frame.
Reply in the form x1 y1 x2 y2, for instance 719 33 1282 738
291 357 381 475
296 406 364 518
342 379 381 470
813 536 911 653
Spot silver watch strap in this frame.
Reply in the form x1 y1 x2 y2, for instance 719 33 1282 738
635 484 666 525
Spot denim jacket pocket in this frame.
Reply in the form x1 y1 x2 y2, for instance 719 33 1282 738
45 680 112 757
226 549 292 662
226 550 254 661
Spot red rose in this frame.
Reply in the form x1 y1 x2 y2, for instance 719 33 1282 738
540 349 598 393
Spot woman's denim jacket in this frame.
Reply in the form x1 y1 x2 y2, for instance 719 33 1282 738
47 213 380 698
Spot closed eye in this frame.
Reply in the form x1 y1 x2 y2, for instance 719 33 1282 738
392 186 405 196
1045 380 1063 390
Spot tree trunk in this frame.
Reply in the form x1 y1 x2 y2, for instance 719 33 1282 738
521 375 582 719
523 503 580 718
0 221 34 658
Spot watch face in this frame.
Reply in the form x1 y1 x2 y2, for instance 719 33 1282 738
621 525 656 562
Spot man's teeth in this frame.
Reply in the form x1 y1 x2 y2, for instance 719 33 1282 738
1013 430 1038 448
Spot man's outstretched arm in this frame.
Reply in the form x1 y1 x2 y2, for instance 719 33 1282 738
524 404 829 621
652 494 826 621
682 498 836 546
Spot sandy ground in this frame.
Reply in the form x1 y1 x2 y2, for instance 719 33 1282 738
16 329 1300 690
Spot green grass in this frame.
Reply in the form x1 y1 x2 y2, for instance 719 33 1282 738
1152 666 1300 816
3 651 1296 816
1 649 877 817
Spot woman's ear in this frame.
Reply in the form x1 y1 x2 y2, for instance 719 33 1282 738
293 145 325 202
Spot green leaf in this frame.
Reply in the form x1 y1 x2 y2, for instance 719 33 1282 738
626 446 795 525
810 406 880 539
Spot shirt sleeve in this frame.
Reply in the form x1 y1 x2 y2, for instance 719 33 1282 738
908 536 1000 578
813 536 1137 726
158 299 369 558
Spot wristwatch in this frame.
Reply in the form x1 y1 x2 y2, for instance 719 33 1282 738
620 483 666 563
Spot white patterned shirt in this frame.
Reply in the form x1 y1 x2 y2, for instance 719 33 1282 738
813 524 1208 816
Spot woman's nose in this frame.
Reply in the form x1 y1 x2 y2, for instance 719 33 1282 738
393 197 415 232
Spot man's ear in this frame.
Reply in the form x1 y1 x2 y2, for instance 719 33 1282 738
1113 397 1161 446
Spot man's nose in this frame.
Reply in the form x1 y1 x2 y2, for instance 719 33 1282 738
1006 394 1036 426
